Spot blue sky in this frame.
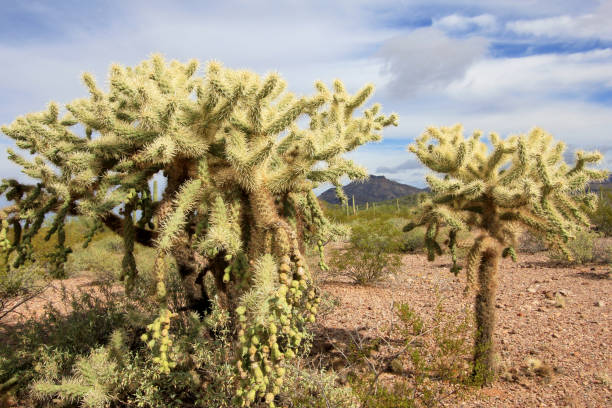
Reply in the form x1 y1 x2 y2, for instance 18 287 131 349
1 0 611 190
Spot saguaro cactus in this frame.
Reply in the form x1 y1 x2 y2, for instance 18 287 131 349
0 55 397 405
406 124 607 383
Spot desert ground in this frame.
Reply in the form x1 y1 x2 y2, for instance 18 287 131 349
3 251 610 408
315 252 611 407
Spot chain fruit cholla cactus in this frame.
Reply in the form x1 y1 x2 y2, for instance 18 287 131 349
406 124 607 383
0 55 397 405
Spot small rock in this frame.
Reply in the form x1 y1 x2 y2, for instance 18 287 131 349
594 301 605 307
558 289 571 296
552 332 559 338
527 287 537 293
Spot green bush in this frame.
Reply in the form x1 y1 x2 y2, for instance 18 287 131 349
401 226 426 253
517 231 548 254
548 229 597 265
329 219 404 284
591 189 612 236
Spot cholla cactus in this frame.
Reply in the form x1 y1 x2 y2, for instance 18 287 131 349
406 124 607 383
0 55 397 405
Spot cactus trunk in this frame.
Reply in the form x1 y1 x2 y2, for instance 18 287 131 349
473 246 499 384
177 262 212 316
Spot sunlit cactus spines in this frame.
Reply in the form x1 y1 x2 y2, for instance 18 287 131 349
406 124 608 383
0 55 397 405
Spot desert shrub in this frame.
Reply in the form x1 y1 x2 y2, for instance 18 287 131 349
402 226 426 253
548 229 597 265
593 239 612 264
65 233 158 281
591 189 612 236
0 265 48 322
29 312 237 408
344 299 473 407
277 361 359 408
21 298 358 408
329 219 403 284
0 282 138 401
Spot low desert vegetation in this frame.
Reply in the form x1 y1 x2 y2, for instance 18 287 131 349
1 55 610 407
328 218 404 285
347 300 474 408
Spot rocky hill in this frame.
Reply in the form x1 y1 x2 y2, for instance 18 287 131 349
591 174 612 191
318 175 424 205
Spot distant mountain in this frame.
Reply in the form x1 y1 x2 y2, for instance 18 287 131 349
591 174 612 191
318 175 425 205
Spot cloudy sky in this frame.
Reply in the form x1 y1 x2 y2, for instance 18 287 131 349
1 0 611 190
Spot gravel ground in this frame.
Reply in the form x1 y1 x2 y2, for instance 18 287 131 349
315 252 611 408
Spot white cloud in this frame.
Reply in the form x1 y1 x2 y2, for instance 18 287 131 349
445 49 612 107
394 99 612 147
434 14 497 32
506 1 612 39
378 27 489 97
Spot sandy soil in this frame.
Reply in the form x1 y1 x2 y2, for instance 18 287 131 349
0 274 119 330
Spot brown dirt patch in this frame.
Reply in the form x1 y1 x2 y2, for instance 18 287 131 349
0 274 121 332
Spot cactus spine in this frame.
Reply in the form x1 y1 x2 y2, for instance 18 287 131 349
0 55 397 405
407 124 608 383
